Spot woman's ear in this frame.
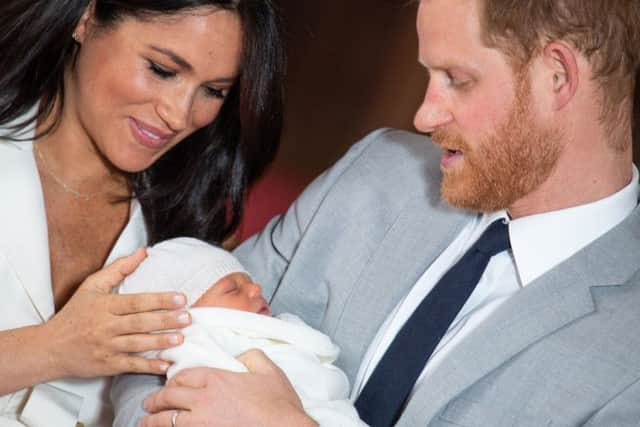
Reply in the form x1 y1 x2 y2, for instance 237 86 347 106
73 1 97 43
541 41 579 111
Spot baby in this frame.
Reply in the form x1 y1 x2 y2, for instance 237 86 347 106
118 237 365 427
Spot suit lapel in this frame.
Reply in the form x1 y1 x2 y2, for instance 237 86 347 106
333 195 471 379
0 139 55 321
399 204 640 425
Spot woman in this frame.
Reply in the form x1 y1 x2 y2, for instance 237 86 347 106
0 0 284 425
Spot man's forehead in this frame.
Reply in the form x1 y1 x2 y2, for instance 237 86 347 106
417 0 518 80
419 0 477 11
417 0 485 60
418 0 481 36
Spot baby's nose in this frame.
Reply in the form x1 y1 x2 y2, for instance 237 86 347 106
247 282 262 297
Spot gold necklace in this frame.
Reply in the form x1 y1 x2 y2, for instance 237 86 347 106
34 143 97 202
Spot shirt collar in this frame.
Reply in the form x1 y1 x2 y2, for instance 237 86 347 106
505 166 639 286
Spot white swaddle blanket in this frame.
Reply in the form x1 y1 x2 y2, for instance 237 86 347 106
116 237 366 426
155 307 366 426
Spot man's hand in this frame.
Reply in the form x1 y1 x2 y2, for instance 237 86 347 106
141 349 318 427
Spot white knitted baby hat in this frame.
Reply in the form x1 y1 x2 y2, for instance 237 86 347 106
119 237 248 305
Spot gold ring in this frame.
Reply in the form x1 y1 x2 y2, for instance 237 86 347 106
171 410 179 427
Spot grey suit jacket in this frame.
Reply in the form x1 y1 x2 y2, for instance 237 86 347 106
112 129 640 426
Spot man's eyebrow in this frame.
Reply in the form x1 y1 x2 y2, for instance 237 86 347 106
148 45 193 71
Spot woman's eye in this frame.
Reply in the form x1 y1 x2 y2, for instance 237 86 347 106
204 86 227 99
148 61 176 79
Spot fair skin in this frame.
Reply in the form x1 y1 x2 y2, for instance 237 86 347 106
413 0 632 218
143 0 634 424
144 351 314 427
0 6 243 395
142 273 311 427
141 273 316 427
193 272 271 315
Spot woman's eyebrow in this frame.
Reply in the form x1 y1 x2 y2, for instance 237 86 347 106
208 76 238 84
147 44 238 84
148 45 192 70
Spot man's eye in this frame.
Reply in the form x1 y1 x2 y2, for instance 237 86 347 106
148 61 176 79
446 71 472 89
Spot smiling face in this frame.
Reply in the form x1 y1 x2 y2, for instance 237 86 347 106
68 7 243 173
414 0 562 212
193 272 270 315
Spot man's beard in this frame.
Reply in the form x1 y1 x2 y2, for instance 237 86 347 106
433 75 562 213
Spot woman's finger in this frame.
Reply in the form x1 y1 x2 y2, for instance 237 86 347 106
110 354 171 376
109 292 187 315
109 309 190 334
111 332 183 353
82 248 147 293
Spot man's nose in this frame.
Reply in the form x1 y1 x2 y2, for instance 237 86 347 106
413 87 453 133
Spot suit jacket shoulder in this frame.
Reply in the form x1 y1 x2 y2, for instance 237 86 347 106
235 128 471 379
237 127 640 426
236 127 451 289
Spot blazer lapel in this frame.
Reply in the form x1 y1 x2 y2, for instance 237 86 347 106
333 195 471 379
0 140 55 322
399 204 640 425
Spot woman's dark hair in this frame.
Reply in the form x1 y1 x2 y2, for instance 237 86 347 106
0 0 285 245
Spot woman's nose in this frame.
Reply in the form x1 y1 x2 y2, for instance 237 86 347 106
156 88 192 132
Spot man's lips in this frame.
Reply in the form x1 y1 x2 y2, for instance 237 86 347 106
444 148 462 155
432 133 466 169
441 148 464 168
129 118 175 149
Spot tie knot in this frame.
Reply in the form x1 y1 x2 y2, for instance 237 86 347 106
474 219 510 256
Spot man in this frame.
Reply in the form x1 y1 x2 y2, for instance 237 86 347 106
114 0 640 425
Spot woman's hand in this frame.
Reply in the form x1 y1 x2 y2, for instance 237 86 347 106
141 349 318 427
45 248 192 379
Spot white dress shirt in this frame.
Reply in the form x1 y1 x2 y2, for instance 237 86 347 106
352 166 640 399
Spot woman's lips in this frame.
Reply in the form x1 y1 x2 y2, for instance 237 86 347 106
129 118 173 150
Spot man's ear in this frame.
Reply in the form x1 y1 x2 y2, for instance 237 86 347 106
541 41 579 111
73 1 96 43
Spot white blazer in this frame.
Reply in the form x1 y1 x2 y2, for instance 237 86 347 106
0 126 148 426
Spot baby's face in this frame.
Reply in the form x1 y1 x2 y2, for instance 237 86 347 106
193 272 270 315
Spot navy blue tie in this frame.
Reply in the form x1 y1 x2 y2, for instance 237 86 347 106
355 219 511 426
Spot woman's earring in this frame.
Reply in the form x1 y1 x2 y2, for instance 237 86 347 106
72 31 79 42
